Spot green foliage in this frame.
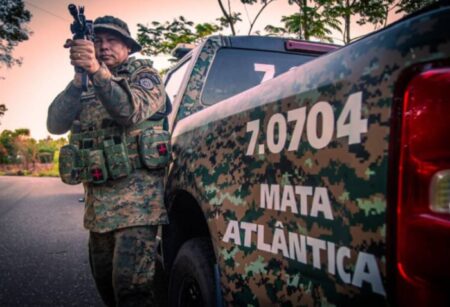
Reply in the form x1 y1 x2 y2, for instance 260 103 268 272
355 0 395 27
324 0 396 43
37 170 59 177
139 1 276 58
0 129 67 176
395 0 439 14
195 23 221 38
331 0 434 43
217 0 240 35
14 132 36 169
0 0 32 68
217 0 275 35
266 0 399 44
137 16 221 58
37 136 66 163
0 129 16 163
216 12 242 35
266 0 341 42
13 127 30 136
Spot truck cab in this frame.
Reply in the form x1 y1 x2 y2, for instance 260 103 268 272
160 4 450 305
161 35 339 306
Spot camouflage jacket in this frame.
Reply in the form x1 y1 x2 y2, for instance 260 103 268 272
47 57 169 233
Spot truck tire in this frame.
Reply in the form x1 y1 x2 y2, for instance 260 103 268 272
168 237 216 307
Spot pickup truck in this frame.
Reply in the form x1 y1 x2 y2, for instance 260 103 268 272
160 2 450 306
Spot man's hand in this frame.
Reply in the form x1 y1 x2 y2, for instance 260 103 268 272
65 39 100 75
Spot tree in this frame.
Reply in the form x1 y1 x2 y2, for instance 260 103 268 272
309 0 396 44
356 0 397 29
12 128 30 137
0 129 15 163
15 135 36 170
137 16 221 58
0 142 7 162
11 129 31 168
217 0 241 35
0 0 32 69
245 0 277 34
0 129 66 175
323 0 439 44
217 0 276 35
0 128 32 165
395 0 438 14
265 0 340 42
37 136 67 163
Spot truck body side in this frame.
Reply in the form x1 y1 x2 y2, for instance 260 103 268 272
162 5 450 306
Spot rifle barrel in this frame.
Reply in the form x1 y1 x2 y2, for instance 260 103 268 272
68 4 78 19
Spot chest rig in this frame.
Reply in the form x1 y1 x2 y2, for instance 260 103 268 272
58 59 171 185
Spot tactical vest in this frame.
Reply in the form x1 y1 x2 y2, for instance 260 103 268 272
58 59 171 185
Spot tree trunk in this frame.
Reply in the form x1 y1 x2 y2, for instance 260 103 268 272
218 0 236 35
247 0 275 35
345 0 351 44
302 0 308 40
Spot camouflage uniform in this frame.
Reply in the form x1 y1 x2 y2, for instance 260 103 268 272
89 227 158 307
47 16 168 307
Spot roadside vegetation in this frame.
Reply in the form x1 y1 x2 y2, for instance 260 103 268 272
0 129 66 177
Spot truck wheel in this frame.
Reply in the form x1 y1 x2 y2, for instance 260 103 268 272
168 237 216 307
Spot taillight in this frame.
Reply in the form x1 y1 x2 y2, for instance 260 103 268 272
396 68 450 306
285 40 339 54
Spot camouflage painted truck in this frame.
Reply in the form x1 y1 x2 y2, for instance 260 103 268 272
160 2 450 306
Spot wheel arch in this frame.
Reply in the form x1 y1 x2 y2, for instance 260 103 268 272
162 189 213 270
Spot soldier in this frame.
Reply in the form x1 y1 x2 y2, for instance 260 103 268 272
47 16 169 306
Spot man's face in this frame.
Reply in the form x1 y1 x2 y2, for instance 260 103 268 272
94 31 130 68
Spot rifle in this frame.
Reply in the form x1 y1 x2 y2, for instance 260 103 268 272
68 4 94 91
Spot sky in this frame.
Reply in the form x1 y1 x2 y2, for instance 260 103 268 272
0 0 401 141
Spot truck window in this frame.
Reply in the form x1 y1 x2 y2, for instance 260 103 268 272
164 58 192 130
165 58 191 105
201 48 315 105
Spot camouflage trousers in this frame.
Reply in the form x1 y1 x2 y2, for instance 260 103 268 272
89 226 158 307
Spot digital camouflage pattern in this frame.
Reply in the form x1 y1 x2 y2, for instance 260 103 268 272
166 7 450 306
59 144 82 185
174 36 222 122
47 57 169 233
103 138 132 181
89 226 158 306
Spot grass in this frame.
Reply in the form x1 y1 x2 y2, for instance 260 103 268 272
36 169 59 177
0 163 59 177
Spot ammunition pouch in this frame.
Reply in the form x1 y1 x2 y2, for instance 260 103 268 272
58 121 171 185
59 144 82 185
104 137 131 180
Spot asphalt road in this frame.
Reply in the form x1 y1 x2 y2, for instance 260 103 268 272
0 176 103 307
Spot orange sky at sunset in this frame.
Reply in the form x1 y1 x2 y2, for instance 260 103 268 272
0 0 400 140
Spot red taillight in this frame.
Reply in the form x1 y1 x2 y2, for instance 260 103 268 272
396 68 450 306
